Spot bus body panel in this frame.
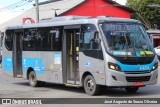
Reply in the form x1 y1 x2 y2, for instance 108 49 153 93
22 51 63 84
2 43 13 77
2 16 158 91
104 54 158 87
79 52 106 85
106 68 158 87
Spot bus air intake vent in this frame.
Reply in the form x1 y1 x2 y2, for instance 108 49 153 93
126 76 151 82
124 71 150 74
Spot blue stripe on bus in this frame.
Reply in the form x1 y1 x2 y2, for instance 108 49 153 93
2 57 13 72
22 58 44 74
3 57 44 74
116 61 155 72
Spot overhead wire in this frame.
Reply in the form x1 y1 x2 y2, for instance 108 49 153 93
0 0 34 11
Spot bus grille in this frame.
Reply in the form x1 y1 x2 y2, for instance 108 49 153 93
126 76 151 82
124 71 150 74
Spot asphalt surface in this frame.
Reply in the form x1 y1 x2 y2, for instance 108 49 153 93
0 67 160 106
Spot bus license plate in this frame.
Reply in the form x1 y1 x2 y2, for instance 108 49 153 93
134 82 144 86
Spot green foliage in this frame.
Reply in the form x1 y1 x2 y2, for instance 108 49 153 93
126 0 160 29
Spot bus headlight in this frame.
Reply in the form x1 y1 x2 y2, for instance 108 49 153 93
108 62 121 71
151 62 158 71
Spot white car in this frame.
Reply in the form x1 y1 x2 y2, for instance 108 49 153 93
154 46 160 60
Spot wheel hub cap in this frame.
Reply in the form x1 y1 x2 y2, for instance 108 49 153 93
87 79 94 91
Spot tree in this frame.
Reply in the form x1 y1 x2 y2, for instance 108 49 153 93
126 0 160 29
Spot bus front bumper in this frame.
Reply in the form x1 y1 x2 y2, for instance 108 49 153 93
106 69 158 87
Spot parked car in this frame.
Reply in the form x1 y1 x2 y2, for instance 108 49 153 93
154 46 160 60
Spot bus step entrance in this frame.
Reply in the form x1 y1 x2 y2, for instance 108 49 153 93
65 83 81 88
14 78 23 80
15 75 23 78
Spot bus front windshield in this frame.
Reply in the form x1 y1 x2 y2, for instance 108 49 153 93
100 23 155 57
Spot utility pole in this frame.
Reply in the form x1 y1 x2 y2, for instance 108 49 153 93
35 0 39 23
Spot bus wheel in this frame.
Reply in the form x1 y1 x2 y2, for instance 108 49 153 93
125 87 139 93
84 75 100 95
29 71 41 87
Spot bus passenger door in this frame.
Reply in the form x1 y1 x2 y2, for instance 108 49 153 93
13 30 23 78
63 26 80 85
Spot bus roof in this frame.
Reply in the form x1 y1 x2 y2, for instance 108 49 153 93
5 16 141 30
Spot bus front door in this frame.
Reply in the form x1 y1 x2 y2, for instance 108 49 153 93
63 27 80 85
13 30 23 78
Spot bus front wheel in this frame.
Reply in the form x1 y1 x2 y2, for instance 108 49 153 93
83 75 100 95
125 87 139 93
29 71 43 87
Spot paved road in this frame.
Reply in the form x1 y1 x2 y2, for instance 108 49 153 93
0 67 160 98
0 67 160 106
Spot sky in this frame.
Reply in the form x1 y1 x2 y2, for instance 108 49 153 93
0 0 46 24
114 0 127 5
0 0 127 24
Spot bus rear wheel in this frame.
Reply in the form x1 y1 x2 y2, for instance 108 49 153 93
83 75 100 96
29 71 44 87
125 87 139 93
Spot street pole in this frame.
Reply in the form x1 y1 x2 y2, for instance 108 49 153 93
35 0 39 23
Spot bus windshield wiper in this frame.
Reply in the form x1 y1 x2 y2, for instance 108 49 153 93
137 47 148 64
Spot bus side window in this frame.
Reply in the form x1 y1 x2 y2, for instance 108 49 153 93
83 31 92 49
23 27 62 51
5 30 14 51
40 27 52 51
50 28 62 51
40 27 62 51
23 28 41 51
92 32 101 49
80 24 100 50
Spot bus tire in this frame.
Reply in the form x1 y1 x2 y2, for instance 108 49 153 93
83 75 100 96
125 87 139 93
29 71 41 87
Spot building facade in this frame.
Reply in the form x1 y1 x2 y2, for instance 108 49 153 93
0 0 133 32
59 0 132 18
